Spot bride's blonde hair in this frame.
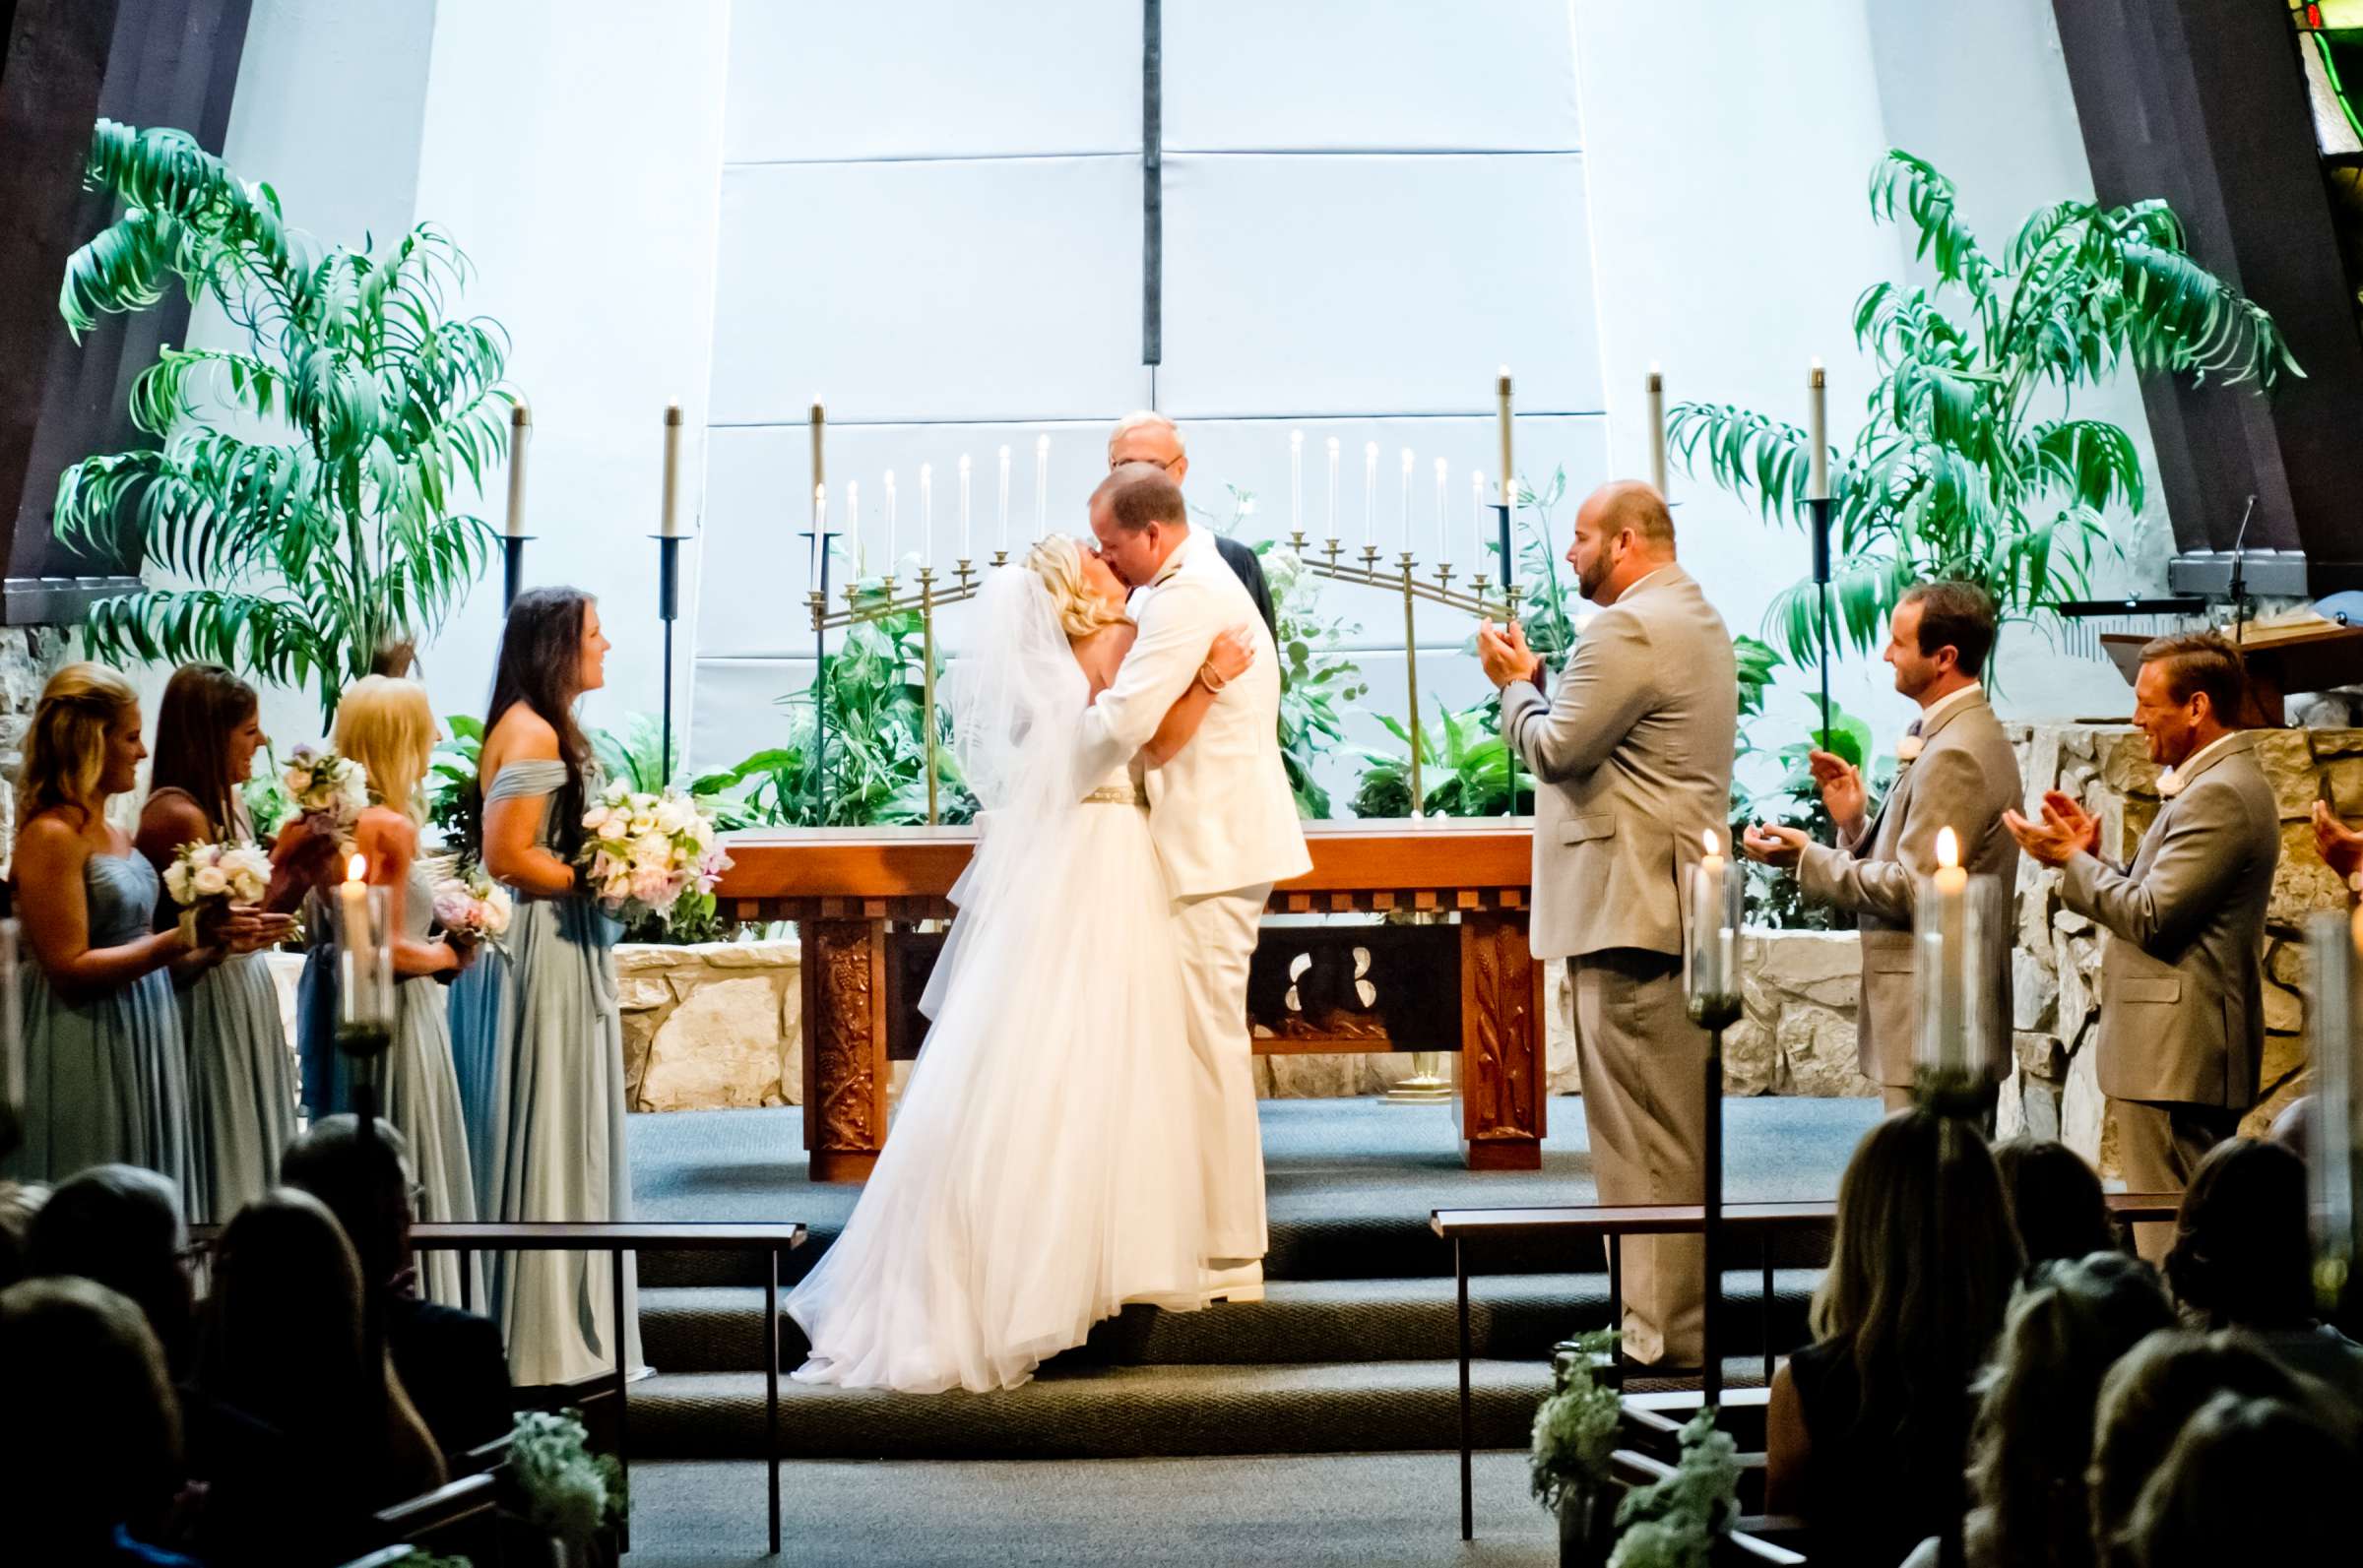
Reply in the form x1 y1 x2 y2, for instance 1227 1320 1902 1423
1026 536 1128 641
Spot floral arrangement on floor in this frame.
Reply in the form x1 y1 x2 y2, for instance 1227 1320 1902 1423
160 840 273 944
1607 1408 1742 1568
1530 1327 1624 1514
507 1408 625 1540
579 782 733 935
282 742 370 847
430 860 513 953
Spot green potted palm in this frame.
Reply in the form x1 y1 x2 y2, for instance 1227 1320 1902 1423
52 119 513 722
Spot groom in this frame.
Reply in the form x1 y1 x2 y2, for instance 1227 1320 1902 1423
1082 463 1310 1303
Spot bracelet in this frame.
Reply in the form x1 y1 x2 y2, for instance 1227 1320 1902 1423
1197 661 1229 694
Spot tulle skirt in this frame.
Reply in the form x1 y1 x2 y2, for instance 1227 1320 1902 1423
786 799 1208 1393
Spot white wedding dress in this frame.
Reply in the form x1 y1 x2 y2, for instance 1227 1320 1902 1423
785 568 1208 1394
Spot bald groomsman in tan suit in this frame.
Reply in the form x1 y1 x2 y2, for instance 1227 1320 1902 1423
1740 583 2022 1109
1478 481 1735 1367
2006 631 2279 1261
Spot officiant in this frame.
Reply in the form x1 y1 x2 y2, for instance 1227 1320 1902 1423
1106 411 1277 642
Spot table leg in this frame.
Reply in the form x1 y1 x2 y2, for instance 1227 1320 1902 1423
767 1244 782 1555
613 1246 630 1553
1457 1238 1473 1541
800 916 890 1183
1456 911 1544 1171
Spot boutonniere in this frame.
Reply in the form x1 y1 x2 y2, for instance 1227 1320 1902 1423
2157 770 2186 799
1894 734 1924 764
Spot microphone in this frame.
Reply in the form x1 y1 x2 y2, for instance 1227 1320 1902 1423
2229 493 2256 648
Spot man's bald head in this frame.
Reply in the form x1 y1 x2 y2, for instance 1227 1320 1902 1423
1568 480 1679 605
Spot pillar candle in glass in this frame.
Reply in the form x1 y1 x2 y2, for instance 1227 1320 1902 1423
1685 830 1745 1024
1913 826 2004 1089
0 919 21 1120
2306 908 2362 1316
335 853 396 1055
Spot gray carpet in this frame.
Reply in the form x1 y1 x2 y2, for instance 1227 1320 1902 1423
628 1452 1560 1567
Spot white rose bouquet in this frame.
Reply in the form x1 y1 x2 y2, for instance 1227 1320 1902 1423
282 742 370 846
431 860 514 952
577 782 732 933
161 840 275 945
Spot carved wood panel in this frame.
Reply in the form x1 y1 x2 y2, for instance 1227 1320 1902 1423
1458 911 1545 1165
800 918 887 1179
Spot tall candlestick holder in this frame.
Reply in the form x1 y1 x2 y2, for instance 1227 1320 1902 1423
502 533 533 611
1286 531 1521 818
1684 840 1745 1409
808 553 1000 825
1806 494 1835 753
2305 909 2360 1326
655 533 684 784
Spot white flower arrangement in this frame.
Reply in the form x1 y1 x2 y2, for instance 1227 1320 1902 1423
281 742 370 843
1894 733 1925 764
161 839 274 945
507 1408 624 1541
430 859 513 950
578 781 732 933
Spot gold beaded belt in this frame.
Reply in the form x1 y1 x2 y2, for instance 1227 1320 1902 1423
1083 784 1150 806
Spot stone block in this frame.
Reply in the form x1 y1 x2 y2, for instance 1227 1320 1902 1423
2012 1030 2065 1082
2243 1067 2311 1139
2270 823 2349 926
2257 1029 2310 1098
1751 930 1863 1008
1722 1017 1777 1097
2267 938 2306 991
619 973 674 1012
2062 1030 2107 1170
702 939 802 969
2263 976 2304 1035
2096 729 2157 795
2310 727 2363 760
1777 1004 1873 1097
2012 950 2058 1033
637 972 793 1111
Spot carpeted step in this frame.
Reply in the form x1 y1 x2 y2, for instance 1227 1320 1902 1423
628 1358 1561 1460
637 1271 1822 1376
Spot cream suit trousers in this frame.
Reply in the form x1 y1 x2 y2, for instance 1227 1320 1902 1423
1571 948 1709 1366
1175 883 1273 1262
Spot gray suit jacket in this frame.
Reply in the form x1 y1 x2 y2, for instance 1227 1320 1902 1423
2060 732 2280 1108
1795 693 2022 1088
1503 564 1736 963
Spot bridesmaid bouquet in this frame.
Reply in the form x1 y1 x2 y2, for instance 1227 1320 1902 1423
161 840 274 944
431 861 514 952
578 782 732 932
283 742 370 846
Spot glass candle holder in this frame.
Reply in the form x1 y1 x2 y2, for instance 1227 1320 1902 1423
335 855 396 1059
1913 827 2005 1112
2307 908 2360 1318
1685 831 1745 1030
0 919 22 1142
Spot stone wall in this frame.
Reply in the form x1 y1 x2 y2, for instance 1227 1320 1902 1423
0 627 71 861
2001 723 2356 1166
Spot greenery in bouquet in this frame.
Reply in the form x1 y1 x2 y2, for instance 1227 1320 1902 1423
506 1408 624 1541
282 741 368 847
242 747 297 842
1607 1409 1741 1568
429 859 511 953
1530 1327 1623 1513
576 780 732 938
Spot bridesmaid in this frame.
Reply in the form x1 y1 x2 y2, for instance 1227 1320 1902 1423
469 588 642 1383
5 663 209 1201
298 676 485 1307
136 663 307 1222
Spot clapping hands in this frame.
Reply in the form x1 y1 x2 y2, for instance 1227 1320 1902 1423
2003 789 2101 868
1476 619 1541 689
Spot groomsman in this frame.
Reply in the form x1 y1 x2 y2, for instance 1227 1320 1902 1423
1739 584 2021 1109
2005 631 2279 1261
1106 410 1278 643
1477 481 1735 1367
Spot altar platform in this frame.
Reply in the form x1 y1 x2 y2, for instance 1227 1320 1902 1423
623 1095 1881 1472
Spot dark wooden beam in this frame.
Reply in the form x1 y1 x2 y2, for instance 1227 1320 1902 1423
2050 0 2363 596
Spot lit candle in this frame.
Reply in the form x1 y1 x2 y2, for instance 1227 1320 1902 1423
1363 441 1378 548
1692 829 1733 999
506 402 531 538
958 454 973 559
1291 429 1305 535
1646 366 1666 496
921 463 935 567
0 919 21 1117
811 483 827 586
1398 447 1414 555
1808 359 1828 501
997 444 1011 552
843 479 860 570
883 470 898 571
1471 470 1486 567
660 402 683 537
1496 366 1514 510
1434 456 1449 564
1034 434 1050 541
1325 436 1341 541
1930 825 1968 1074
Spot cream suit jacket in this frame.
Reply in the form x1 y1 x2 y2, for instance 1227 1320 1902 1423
1502 564 1736 963
2059 733 2279 1108
1795 694 2022 1087
1078 530 1310 900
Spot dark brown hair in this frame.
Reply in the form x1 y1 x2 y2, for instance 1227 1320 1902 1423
485 587 594 858
1092 463 1188 533
1810 1110 2025 1447
1993 1137 2120 1269
0 1276 183 1552
2163 1137 2313 1332
148 662 259 840
1903 581 1998 678
2139 630 2247 724
2119 1391 2356 1568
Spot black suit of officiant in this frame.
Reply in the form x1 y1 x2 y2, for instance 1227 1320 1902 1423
1214 533 1277 645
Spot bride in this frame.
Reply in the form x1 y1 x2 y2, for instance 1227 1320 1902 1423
786 535 1257 1394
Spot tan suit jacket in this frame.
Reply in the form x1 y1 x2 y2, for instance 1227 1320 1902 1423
2059 733 2279 1108
1502 564 1736 963
1795 693 2022 1087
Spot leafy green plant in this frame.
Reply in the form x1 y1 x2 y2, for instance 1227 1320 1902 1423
1256 538 1367 818
1607 1409 1742 1568
507 1408 624 1542
1350 698 1533 820
1668 149 2297 671
425 716 484 854
1531 1327 1623 1513
53 120 510 721
1502 467 1580 663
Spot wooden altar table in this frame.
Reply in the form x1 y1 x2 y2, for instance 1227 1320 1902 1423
716 819 1544 1181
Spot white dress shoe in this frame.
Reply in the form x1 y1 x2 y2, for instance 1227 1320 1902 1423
1200 1259 1264 1304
